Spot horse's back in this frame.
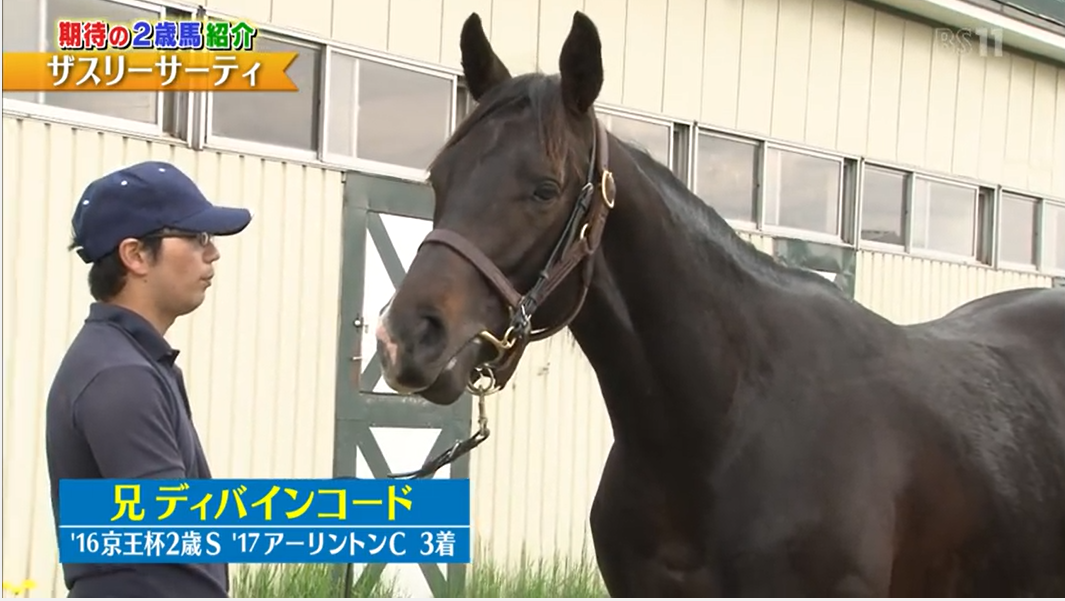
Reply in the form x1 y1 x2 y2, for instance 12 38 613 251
891 286 1065 594
910 286 1064 376
923 286 1064 344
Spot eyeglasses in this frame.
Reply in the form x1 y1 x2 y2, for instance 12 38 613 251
143 231 214 247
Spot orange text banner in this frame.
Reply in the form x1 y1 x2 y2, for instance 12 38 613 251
2 51 298 92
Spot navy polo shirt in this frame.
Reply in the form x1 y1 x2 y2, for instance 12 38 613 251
45 303 229 597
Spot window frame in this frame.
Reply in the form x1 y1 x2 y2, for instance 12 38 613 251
319 46 458 184
1040 198 1065 276
906 172 984 264
760 141 847 245
691 128 763 232
596 104 676 172
856 161 910 252
2 0 175 138
995 188 1042 272
202 27 324 163
0 2 1051 276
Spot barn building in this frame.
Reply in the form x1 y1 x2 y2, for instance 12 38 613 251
3 0 1064 595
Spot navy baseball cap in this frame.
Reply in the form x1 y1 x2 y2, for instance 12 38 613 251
70 160 252 263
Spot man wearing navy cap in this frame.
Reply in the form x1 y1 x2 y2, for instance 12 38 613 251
45 161 251 597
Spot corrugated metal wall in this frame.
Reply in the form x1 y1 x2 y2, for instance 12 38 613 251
854 251 1054 323
1 115 344 597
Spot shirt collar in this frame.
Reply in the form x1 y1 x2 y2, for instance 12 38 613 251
86 302 180 364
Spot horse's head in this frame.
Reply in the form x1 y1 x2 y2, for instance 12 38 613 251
375 11 616 406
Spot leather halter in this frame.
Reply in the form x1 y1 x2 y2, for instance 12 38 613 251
418 113 616 395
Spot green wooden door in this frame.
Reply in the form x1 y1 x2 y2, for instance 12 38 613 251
333 172 471 598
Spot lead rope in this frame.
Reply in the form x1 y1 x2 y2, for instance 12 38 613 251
386 379 492 480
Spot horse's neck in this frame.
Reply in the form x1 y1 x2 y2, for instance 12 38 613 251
568 145 779 452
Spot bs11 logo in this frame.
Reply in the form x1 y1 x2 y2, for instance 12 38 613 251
934 27 1004 57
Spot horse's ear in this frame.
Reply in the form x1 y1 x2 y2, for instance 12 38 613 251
460 13 511 101
558 11 603 115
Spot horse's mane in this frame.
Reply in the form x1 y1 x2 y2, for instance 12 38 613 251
435 71 843 293
616 139 844 292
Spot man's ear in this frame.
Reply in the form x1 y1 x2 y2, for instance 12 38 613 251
117 238 155 275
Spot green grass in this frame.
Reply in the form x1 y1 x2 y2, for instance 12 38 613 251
462 546 607 598
230 563 399 598
229 545 608 598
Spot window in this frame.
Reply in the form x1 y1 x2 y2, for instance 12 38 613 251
3 0 164 126
327 53 454 171
210 35 322 151
764 147 842 236
602 113 672 168
860 166 907 245
455 80 476 125
998 192 1038 266
694 132 759 223
911 176 978 257
1043 202 1065 272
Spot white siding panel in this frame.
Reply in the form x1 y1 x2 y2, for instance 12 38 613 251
770 0 813 142
439 0 495 70
803 0 845 149
1 116 343 597
389 0 445 63
924 40 960 175
865 11 905 162
699 0 744 128
270 0 332 38
488 0 540 75
1028 62 1059 195
736 0 779 134
951 48 986 179
977 53 1012 183
896 21 933 168
835 1 875 156
1055 70 1065 198
662 0 708 119
621 0 668 113
1004 56 1036 190
207 0 270 27
331 0 390 50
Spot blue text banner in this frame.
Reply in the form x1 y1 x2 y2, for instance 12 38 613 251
57 478 471 564
59 478 469 527
59 526 471 564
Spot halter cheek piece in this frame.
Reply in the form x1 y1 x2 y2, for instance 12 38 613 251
385 114 615 480
420 114 615 395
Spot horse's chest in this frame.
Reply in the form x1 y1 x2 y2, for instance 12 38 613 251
592 454 721 595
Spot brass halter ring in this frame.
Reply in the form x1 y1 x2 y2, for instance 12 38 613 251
466 365 500 396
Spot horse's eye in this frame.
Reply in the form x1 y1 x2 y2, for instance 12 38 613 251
532 181 560 202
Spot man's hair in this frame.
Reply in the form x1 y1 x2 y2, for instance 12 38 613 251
69 236 164 302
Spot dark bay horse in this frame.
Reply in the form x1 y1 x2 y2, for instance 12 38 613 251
374 10 1065 596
